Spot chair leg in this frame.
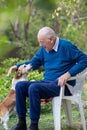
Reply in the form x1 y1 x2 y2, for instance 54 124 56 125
78 100 86 130
52 97 62 130
63 99 73 127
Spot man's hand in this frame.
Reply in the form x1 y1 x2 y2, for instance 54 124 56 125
7 65 18 76
58 72 71 87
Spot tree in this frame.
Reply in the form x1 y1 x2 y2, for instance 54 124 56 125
0 0 86 61
52 0 87 51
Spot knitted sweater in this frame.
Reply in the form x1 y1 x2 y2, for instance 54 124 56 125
17 38 87 81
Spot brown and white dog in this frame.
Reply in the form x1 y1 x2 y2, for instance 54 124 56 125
0 64 32 130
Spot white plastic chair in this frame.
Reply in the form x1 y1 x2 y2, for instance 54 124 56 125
52 68 87 130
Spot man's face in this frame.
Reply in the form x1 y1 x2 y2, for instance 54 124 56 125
38 34 54 52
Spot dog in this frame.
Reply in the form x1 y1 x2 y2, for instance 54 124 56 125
0 64 52 130
0 64 32 130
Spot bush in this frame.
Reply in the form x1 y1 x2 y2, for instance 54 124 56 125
0 58 43 100
0 58 52 113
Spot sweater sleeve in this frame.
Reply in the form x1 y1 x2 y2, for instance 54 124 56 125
67 44 87 76
16 47 44 70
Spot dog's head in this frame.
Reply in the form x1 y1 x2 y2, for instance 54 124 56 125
15 64 32 79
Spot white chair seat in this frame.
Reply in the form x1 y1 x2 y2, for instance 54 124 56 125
52 68 87 130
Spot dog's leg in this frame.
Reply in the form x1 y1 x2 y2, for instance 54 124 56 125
2 112 9 130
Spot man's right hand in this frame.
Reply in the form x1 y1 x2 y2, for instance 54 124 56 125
7 65 18 76
58 72 71 87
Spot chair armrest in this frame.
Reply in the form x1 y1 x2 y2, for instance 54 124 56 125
68 68 87 81
61 68 87 95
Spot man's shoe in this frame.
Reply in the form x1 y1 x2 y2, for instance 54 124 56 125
27 128 39 130
10 124 27 130
27 122 39 130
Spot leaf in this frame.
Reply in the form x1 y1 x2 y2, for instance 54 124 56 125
33 0 58 11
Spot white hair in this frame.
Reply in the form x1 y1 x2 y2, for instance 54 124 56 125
37 26 56 38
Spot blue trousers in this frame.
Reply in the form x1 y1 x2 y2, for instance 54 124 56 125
15 80 71 123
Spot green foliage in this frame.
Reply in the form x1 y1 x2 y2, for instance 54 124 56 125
0 58 87 130
52 0 87 52
0 58 43 102
0 58 51 118
28 70 43 81
0 41 15 60
0 57 52 114
0 58 20 101
19 40 39 59
0 0 87 61
33 0 58 10
1 58 22 68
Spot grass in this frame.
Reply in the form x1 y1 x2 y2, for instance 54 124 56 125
0 81 87 130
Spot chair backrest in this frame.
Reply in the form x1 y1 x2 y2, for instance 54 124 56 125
66 68 87 95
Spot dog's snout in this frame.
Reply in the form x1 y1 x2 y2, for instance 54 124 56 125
25 64 32 72
24 65 27 68
28 64 32 70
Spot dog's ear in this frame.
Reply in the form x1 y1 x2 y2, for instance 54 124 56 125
7 66 18 76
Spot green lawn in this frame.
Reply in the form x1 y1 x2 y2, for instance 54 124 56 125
0 105 86 130
0 81 87 130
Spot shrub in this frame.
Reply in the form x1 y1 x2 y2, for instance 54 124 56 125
0 58 43 101
0 58 52 113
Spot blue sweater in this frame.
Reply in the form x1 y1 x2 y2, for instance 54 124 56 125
17 38 87 81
